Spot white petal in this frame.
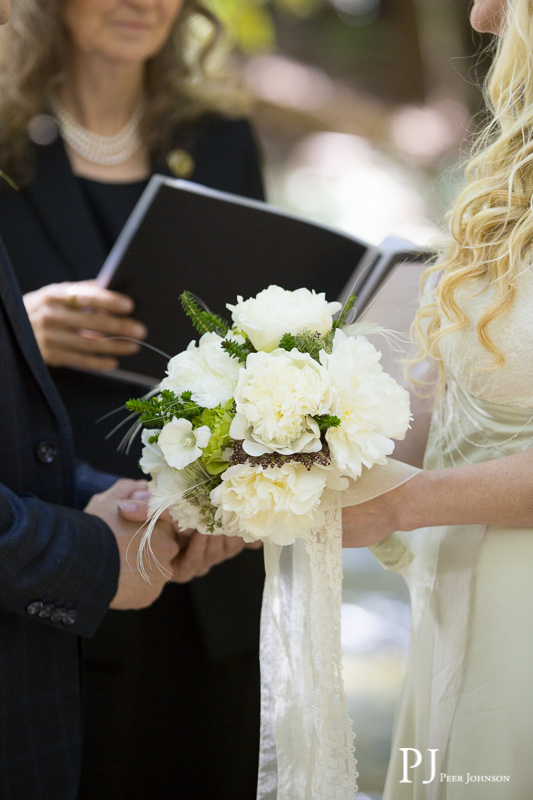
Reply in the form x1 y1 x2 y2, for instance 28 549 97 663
194 425 212 449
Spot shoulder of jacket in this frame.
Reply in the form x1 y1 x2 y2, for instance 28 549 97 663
171 113 253 152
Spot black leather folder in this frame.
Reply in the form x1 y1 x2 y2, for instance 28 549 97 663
96 175 373 384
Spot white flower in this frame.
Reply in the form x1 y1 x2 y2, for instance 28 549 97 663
139 428 167 475
227 285 342 352
160 331 242 408
210 462 328 545
158 417 211 470
230 348 333 456
320 330 411 480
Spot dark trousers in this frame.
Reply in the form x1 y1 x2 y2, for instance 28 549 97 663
78 582 260 800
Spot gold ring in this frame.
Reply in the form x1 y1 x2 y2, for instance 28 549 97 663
66 285 79 311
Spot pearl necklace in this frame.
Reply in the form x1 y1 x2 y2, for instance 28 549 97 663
51 98 146 165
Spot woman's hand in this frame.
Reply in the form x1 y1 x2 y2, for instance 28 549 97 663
343 447 533 548
342 482 407 548
23 280 147 371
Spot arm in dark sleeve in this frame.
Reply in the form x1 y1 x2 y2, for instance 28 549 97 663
75 459 119 509
0 483 119 638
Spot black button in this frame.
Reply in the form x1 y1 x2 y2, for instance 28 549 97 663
50 608 66 623
26 601 44 615
38 604 55 619
63 610 78 626
36 441 57 464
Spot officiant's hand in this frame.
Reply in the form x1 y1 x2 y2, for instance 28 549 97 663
119 495 262 583
23 280 147 371
84 479 179 609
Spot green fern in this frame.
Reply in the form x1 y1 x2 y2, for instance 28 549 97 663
314 414 341 432
180 291 230 337
126 389 202 428
332 294 356 330
279 329 335 361
221 337 255 362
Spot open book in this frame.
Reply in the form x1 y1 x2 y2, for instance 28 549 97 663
96 174 429 385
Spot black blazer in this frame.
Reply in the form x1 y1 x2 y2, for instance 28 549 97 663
0 241 119 799
0 114 266 660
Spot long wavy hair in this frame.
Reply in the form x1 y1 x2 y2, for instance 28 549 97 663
412 0 533 382
0 0 235 184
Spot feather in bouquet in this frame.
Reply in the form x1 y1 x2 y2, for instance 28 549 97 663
127 285 411 555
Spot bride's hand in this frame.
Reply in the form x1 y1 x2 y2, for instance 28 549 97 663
342 480 411 548
23 280 147 371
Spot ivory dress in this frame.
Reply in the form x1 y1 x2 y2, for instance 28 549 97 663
371 268 533 799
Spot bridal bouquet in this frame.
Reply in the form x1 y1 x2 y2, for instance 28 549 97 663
128 285 411 548
127 284 412 800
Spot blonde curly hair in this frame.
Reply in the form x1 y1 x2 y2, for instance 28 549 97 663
0 0 234 184
412 0 533 380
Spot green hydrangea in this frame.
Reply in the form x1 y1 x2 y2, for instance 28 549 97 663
193 400 234 475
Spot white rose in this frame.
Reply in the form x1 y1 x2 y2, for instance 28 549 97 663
320 330 411 480
158 417 211 470
160 331 242 408
210 462 327 545
229 349 333 456
227 285 342 353
139 428 167 475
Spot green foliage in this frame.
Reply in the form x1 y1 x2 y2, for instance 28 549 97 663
278 332 298 351
126 389 202 428
185 476 224 533
314 414 341 432
332 294 356 331
220 336 256 362
180 291 230 337
206 0 325 54
193 401 235 475
278 329 335 361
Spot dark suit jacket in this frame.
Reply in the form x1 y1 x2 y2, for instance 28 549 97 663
0 240 119 799
0 114 266 661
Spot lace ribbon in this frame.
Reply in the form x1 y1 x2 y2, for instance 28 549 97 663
257 458 420 800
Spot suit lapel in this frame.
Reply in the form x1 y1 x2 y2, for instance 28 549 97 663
0 238 74 433
25 139 107 281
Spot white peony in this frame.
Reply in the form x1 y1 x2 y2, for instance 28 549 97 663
320 330 411 480
158 417 211 470
139 428 167 475
230 349 333 456
210 462 328 545
227 285 342 353
159 331 242 408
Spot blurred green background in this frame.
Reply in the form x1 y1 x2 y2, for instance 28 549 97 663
208 0 492 246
